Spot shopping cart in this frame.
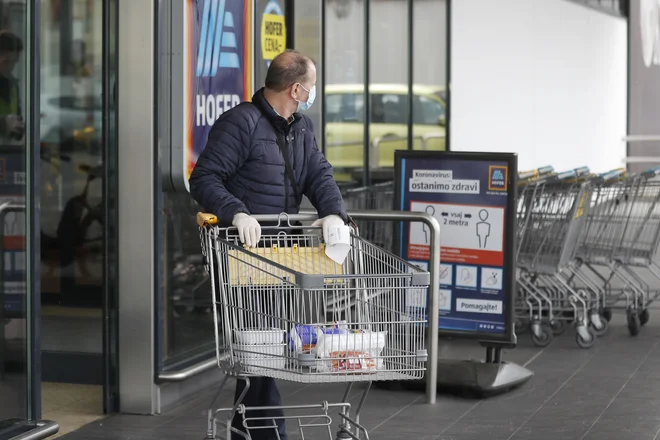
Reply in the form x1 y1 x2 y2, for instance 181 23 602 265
567 167 660 336
514 164 660 346
514 167 599 348
196 212 430 440
341 183 395 252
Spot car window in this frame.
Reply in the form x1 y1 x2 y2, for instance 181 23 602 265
434 90 447 103
326 93 364 123
371 93 407 124
413 95 445 125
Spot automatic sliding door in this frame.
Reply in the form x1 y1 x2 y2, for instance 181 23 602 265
0 0 40 424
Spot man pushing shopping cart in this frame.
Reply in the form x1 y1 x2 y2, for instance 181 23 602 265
190 50 430 440
189 49 349 440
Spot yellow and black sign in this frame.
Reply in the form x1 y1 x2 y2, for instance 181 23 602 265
261 1 286 63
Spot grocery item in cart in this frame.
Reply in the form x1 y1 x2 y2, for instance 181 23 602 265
288 322 348 354
233 343 287 371
315 330 387 373
234 328 285 345
227 244 344 286
327 351 378 372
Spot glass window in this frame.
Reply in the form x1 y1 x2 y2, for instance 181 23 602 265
0 4 30 421
372 93 407 124
326 93 364 123
413 95 445 125
368 1 409 176
412 0 448 153
324 0 365 185
39 0 106 389
294 0 322 137
160 191 213 365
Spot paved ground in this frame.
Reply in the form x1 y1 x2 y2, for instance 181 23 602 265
59 314 660 440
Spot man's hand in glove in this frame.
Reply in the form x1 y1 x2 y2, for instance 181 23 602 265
311 215 345 242
232 213 261 248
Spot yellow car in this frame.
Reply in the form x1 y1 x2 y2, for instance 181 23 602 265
324 84 447 182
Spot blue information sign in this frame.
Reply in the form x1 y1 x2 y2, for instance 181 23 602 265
395 151 518 343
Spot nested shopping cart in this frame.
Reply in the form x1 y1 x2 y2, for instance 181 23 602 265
341 183 395 252
514 167 599 348
196 212 430 440
568 168 660 336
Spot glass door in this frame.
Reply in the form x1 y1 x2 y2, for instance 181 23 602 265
38 0 118 423
0 0 41 429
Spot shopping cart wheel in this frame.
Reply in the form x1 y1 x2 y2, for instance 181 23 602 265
627 310 641 337
531 323 553 347
336 429 353 440
575 327 597 349
589 315 608 337
550 319 566 336
639 308 650 326
602 308 613 322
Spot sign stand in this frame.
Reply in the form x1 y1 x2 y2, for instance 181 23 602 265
391 150 533 396
429 341 533 396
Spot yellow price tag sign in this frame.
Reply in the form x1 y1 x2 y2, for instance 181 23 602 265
574 191 588 219
261 13 286 61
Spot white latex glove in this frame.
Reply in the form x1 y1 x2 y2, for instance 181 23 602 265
232 213 261 248
311 215 345 242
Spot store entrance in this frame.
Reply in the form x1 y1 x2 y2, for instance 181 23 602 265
38 0 118 430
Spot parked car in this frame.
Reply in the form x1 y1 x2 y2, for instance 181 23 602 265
324 83 447 181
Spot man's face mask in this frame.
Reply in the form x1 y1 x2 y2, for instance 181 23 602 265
295 84 316 112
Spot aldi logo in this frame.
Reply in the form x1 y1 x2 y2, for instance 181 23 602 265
488 166 508 191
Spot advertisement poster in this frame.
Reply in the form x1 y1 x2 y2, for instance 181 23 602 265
396 151 516 340
254 0 286 91
260 0 286 68
184 0 254 187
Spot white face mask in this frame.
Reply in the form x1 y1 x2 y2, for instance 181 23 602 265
295 84 316 112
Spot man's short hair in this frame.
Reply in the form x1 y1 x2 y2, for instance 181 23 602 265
0 31 23 53
265 49 313 92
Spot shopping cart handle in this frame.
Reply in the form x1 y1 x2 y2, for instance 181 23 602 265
196 212 218 227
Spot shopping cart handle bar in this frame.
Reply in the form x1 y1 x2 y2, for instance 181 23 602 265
196 212 218 227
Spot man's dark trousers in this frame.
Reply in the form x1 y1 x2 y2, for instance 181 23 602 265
232 376 287 440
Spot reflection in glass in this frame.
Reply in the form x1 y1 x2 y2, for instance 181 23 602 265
412 0 448 155
41 0 104 302
324 0 365 185
40 0 105 363
0 9 28 421
161 192 214 365
294 0 322 140
367 1 409 178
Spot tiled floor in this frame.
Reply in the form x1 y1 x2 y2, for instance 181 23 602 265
59 314 660 440
42 382 105 438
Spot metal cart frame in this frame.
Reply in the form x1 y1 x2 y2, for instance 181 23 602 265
196 212 436 440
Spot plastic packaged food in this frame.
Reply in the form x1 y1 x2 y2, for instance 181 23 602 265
328 351 378 372
315 331 387 373
288 323 348 354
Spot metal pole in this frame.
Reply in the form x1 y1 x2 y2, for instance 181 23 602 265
363 0 371 186
277 210 441 405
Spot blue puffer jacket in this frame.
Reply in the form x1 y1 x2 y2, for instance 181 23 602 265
189 88 347 226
